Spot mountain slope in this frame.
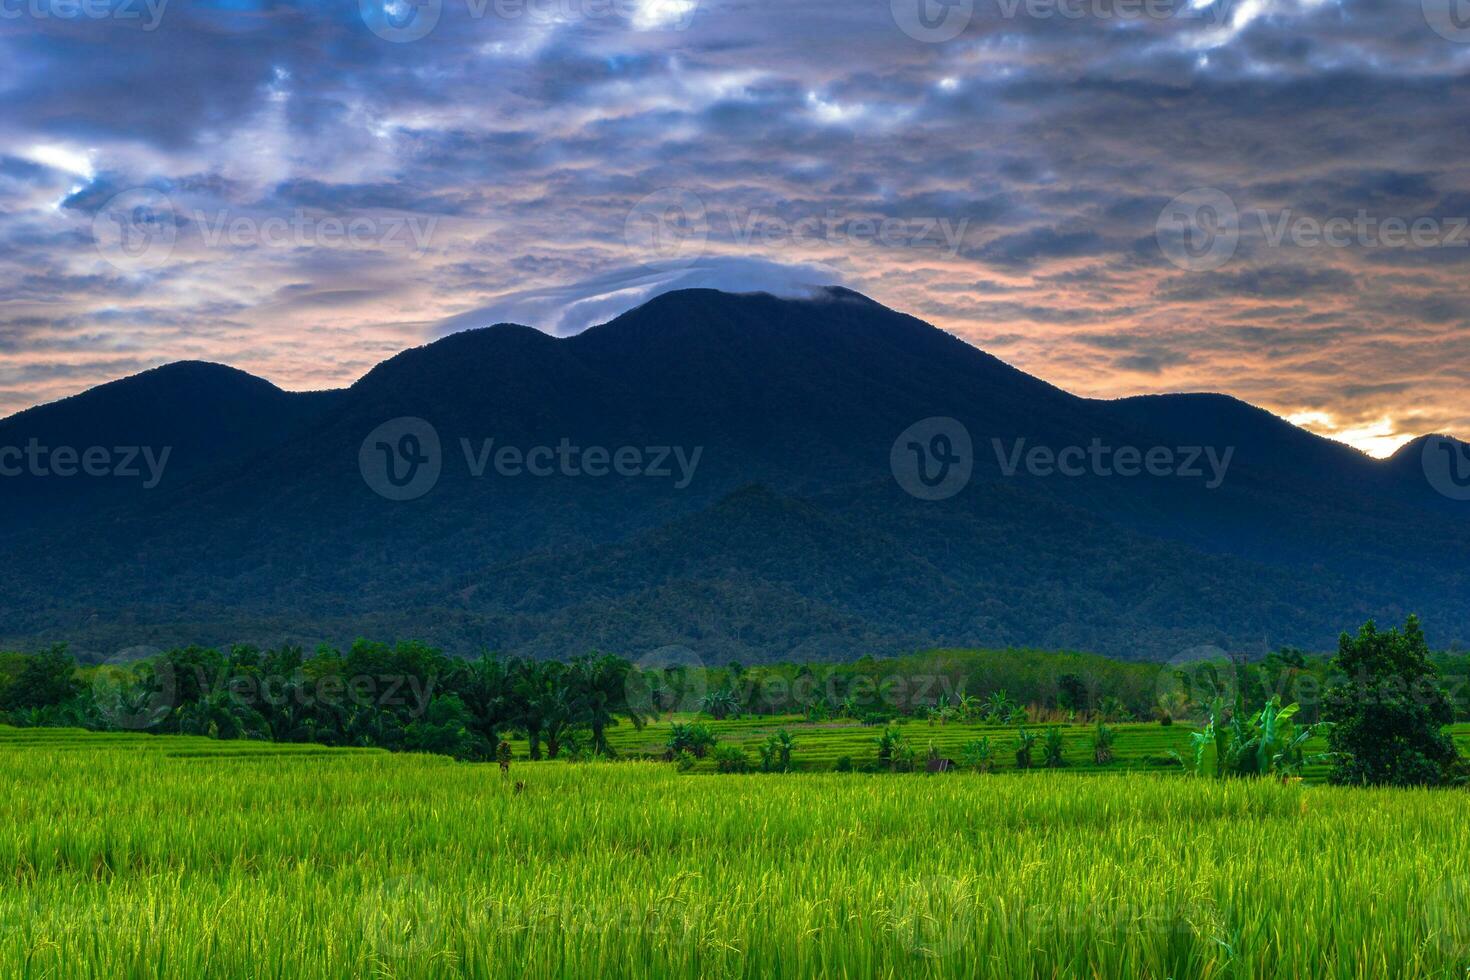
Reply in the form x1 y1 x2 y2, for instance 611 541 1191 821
0 287 1465 660
0 362 337 530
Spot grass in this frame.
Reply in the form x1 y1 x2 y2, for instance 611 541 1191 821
5 725 1470 978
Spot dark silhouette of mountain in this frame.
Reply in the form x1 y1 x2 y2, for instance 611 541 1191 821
0 287 1465 661
0 362 333 531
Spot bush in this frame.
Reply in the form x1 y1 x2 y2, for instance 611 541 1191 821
834 755 853 772
713 743 752 773
1092 721 1116 765
0 646 80 712
758 729 796 773
1014 728 1036 770
666 722 718 759
875 728 905 769
1042 727 1067 768
892 742 917 773
1324 617 1457 787
959 737 994 773
674 750 696 773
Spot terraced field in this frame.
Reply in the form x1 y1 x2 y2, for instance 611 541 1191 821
589 715 1470 782
597 714 1193 769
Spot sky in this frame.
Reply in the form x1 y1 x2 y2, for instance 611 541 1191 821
2 0 1468 456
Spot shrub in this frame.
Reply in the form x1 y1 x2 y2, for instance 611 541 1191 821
1042 727 1067 768
892 742 917 773
673 750 696 773
712 743 752 773
0 645 80 712
1092 721 1116 765
958 737 994 773
875 727 905 769
834 755 853 772
666 722 717 759
1014 728 1037 769
1097 696 1129 723
758 729 796 773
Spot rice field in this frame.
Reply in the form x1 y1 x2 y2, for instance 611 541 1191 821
5 725 1470 978
595 713 1201 772
591 714 1470 783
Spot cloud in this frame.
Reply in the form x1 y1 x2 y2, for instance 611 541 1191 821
434 257 848 337
0 0 1468 450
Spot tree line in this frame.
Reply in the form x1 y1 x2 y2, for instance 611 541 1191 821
1 617 1465 785
0 641 646 761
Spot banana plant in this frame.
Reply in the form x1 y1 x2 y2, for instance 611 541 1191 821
1179 696 1330 779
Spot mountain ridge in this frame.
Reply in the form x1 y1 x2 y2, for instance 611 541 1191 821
1 287 1465 660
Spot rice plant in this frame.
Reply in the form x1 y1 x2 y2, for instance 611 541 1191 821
5 725 1470 979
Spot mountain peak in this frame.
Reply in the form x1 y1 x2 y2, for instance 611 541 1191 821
1391 433 1469 460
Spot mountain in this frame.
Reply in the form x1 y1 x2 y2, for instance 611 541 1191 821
1 287 1466 662
0 362 333 531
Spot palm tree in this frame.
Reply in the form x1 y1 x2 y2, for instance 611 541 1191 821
512 659 566 760
955 693 982 722
569 654 646 756
177 691 267 740
699 689 741 720
454 655 516 747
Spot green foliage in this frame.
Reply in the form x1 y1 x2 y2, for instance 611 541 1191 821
1014 727 1037 769
875 727 906 770
958 737 994 773
833 755 853 772
0 641 652 763
1180 696 1330 779
1056 673 1088 712
1324 617 1458 786
1042 726 1067 768
1155 691 1189 726
712 742 751 773
666 722 717 759
984 690 1015 723
699 689 742 720
1092 721 1116 765
0 645 79 712
758 728 796 773
674 750 696 772
1097 696 1130 723
891 740 917 773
